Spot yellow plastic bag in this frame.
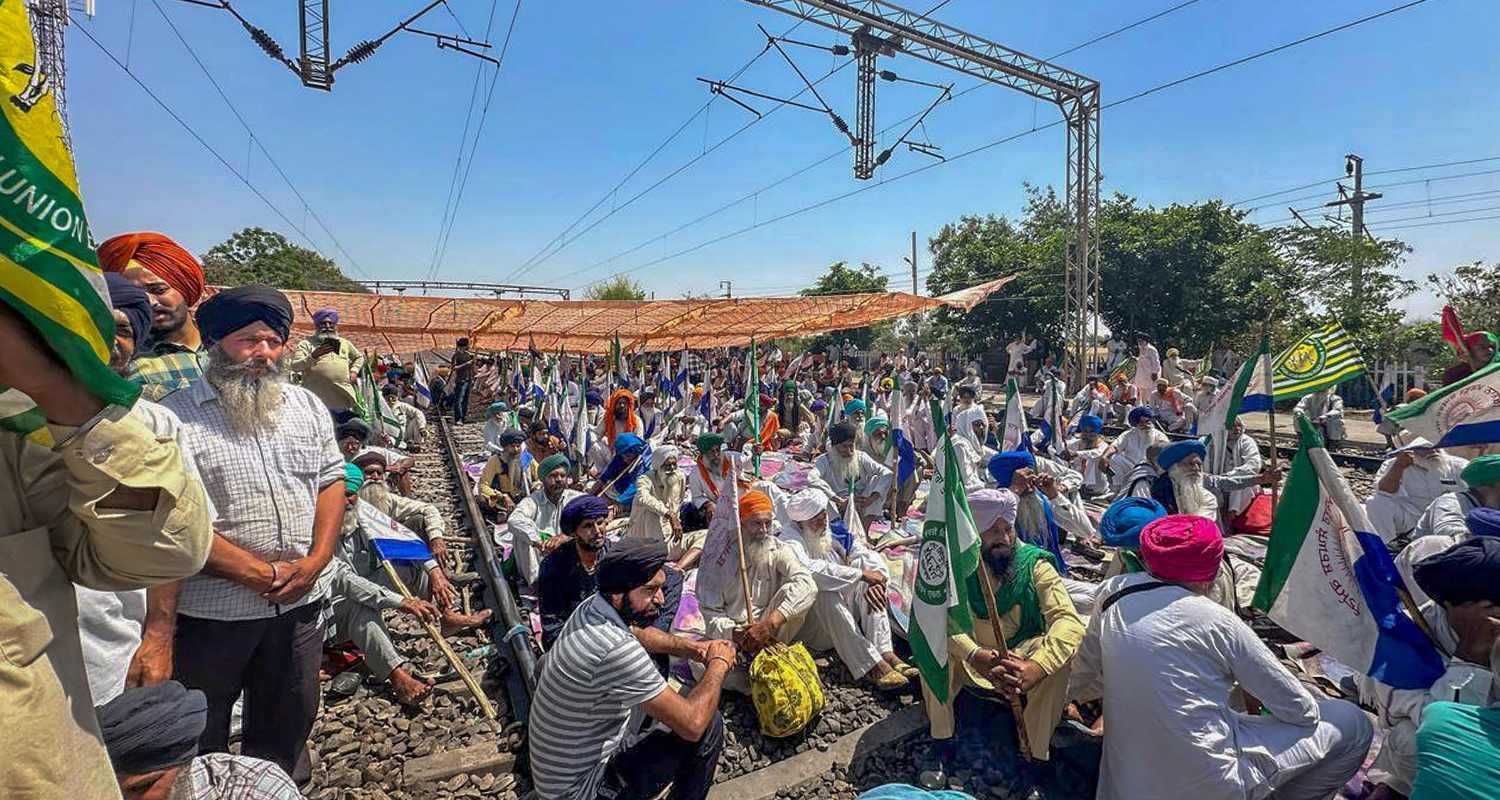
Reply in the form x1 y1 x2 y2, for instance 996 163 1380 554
748 641 826 738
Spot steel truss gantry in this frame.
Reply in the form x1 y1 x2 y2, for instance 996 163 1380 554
742 0 1102 383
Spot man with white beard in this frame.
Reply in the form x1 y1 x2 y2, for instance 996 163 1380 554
814 422 893 520
163 286 347 783
1365 439 1468 543
1105 406 1170 493
1204 418 1278 525
698 490 817 693
1149 440 1219 520
779 490 912 689
347 451 490 635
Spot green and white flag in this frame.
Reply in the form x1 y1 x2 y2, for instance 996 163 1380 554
1 5 139 444
1271 323 1366 400
1000 378 1027 452
1251 412 1444 690
909 397 982 703
745 338 761 476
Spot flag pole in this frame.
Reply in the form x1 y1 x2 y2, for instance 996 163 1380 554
973 544 1034 762
379 560 496 720
1261 322 1281 509
730 475 758 629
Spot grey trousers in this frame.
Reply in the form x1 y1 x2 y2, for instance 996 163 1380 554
328 597 404 680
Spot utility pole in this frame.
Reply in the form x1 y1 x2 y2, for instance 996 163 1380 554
1325 153 1382 296
906 231 918 295
720 280 733 298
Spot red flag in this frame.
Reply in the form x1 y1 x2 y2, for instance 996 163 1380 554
1441 305 1468 356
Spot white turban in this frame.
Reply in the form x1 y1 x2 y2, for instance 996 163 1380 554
967 488 1018 532
652 446 680 472
785 489 828 522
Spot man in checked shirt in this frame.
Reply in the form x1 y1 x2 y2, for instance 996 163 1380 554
163 286 348 785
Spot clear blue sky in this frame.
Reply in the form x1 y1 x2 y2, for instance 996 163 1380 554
68 0 1497 316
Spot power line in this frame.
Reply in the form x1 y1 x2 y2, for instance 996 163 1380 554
566 0 1211 288
75 20 338 265
1379 211 1500 232
426 0 498 281
507 0 966 281
587 0 1434 286
502 16 827 280
149 0 370 277
1232 154 1500 209
427 0 524 281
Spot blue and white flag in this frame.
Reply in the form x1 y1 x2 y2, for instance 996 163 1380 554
1252 412 1445 690
1386 360 1500 447
358 501 434 563
1371 376 1396 426
889 384 917 487
411 355 434 409
1200 335 1274 470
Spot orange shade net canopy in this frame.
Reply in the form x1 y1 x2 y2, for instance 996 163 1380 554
263 275 1014 354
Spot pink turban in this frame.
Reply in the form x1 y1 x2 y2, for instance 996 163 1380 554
967 488 1018 532
1140 514 1224 583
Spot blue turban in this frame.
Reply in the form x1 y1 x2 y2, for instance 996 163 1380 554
1467 507 1500 539
1413 537 1500 605
560 495 610 534
1077 414 1103 433
614 432 647 456
1127 406 1154 425
1099 496 1167 548
104 272 153 354
586 389 604 406
844 399 867 416
1158 439 1207 472
810 399 828 412
987 450 1036 488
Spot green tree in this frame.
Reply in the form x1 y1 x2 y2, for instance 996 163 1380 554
800 261 890 352
586 275 647 301
201 227 366 292
1427 260 1500 335
1263 225 1414 361
925 186 1064 360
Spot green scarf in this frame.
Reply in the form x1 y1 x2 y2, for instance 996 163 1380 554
967 542 1052 650
1118 549 1146 574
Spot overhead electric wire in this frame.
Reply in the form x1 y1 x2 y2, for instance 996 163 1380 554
426 0 497 280
1232 155 1500 209
586 0 1434 286
75 20 340 268
565 0 1217 288
507 0 965 281
502 16 827 280
427 0 523 280
149 0 370 277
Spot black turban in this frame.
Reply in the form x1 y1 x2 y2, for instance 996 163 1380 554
336 417 371 443
829 420 857 445
597 537 669 594
498 429 527 446
560 495 609 534
1413 537 1500 606
104 272 153 354
195 285 293 343
97 681 207 774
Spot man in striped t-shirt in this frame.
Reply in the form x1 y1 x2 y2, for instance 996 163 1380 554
530 539 735 800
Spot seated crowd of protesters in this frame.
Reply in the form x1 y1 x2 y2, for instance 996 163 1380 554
10 228 1499 800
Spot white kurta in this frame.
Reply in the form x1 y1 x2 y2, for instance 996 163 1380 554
1066 435 1110 497
1395 491 1480 606
1107 426 1170 491
1365 453 1469 542
813 450 894 518
1005 339 1036 378
1133 343 1161 397
1204 433 1264 516
507 487 584 585
776 528 892 677
1294 392 1346 441
1070 573 1373 800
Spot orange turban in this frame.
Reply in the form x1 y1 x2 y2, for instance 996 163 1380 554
739 489 774 521
603 388 638 445
97 232 205 306
1405 388 1427 403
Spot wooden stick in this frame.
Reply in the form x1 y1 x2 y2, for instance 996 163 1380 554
732 489 758 629
592 450 645 498
1260 323 1281 510
380 560 497 720
973 558 1034 762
